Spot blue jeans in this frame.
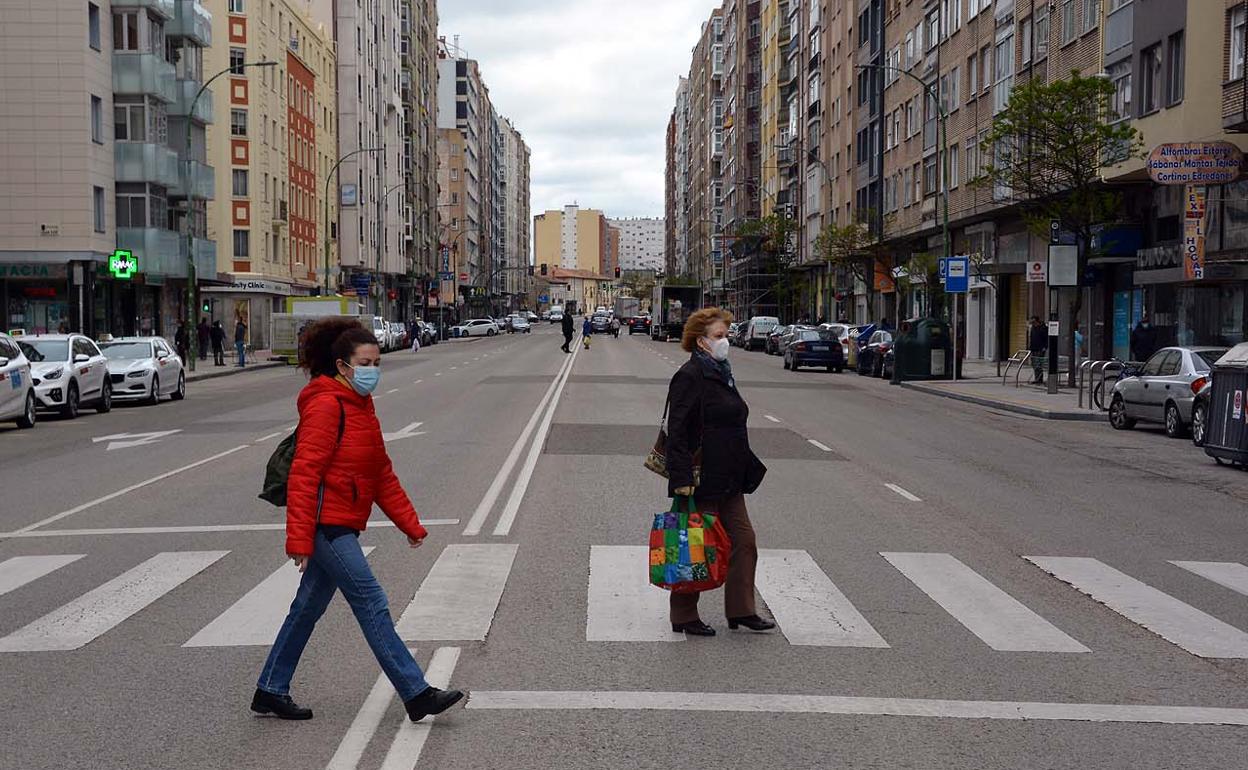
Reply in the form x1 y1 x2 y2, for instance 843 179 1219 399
236 340 246 366
256 529 429 701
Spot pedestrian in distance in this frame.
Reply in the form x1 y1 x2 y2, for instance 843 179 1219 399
560 311 574 353
210 320 226 366
410 319 421 353
174 321 189 363
582 315 593 349
1131 315 1158 363
252 317 464 722
1028 316 1048 385
234 317 248 367
197 317 210 361
664 307 772 637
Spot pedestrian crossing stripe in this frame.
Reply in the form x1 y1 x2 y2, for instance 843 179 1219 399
3 549 1248 656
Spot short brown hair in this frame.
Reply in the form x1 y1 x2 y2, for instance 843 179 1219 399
681 307 734 352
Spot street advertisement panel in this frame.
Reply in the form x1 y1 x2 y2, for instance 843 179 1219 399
1048 245 1079 286
1113 291 1130 360
270 313 365 359
1183 185 1208 281
1147 142 1243 186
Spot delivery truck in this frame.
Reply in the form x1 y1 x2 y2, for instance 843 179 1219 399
650 285 701 342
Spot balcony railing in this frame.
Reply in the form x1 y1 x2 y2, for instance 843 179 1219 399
115 142 180 188
170 160 214 200
170 78 213 124
185 236 218 280
113 53 177 103
167 0 212 46
273 200 288 225
116 226 182 277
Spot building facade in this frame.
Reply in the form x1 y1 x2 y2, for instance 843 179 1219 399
609 217 666 272
400 0 440 324
534 205 611 275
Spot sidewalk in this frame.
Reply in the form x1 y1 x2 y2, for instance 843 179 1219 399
185 350 286 383
897 359 1105 421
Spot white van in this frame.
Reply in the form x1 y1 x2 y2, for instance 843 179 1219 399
548 306 565 323
744 316 780 351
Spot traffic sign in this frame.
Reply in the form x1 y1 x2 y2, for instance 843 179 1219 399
458 272 469 282
438 271 454 280
945 255 969 293
538 294 549 303
938 257 948 285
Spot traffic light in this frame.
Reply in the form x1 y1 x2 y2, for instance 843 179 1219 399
614 266 621 279
540 263 548 276
528 265 534 277
201 300 210 314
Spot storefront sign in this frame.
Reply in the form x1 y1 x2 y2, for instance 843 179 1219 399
1026 259 1048 283
1135 244 1182 270
202 280 293 296
0 263 67 280
1183 185 1208 281
1147 142 1243 185
109 250 138 280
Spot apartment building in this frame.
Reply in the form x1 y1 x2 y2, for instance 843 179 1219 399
201 0 336 349
400 0 439 322
534 205 611 275
671 77 693 276
501 117 532 310
609 217 666 272
0 0 217 339
686 10 725 292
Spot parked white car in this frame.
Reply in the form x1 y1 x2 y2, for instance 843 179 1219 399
0 331 36 428
16 334 112 418
453 319 499 337
99 337 186 404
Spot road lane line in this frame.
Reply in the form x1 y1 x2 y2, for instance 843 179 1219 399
884 483 922 502
435 372 442 377
881 552 1088 652
325 669 399 770
756 550 889 648
764 415 781 423
1027 556 1248 658
462 349 576 536
184 548 376 648
587 546 681 642
466 690 1248 725
378 647 462 770
1171 561 1248 597
492 341 581 536
3 520 459 538
2 446 251 537
255 431 285 443
412 379 423 385
808 439 833 452
395 545 517 641
0 551 228 652
0 555 85 597
386 388 400 394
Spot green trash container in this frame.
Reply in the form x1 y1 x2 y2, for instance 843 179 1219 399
891 318 953 381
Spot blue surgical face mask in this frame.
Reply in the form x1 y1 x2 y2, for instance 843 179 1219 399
348 364 381 396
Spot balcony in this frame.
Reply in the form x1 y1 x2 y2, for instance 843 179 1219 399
167 0 212 46
113 53 177 103
116 226 182 277
115 142 180 187
170 78 213 124
272 200 288 227
111 0 175 20
184 236 218 280
170 160 214 200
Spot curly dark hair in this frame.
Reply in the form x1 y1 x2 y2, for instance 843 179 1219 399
298 318 379 377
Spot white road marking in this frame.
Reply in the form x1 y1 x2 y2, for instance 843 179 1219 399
462 350 576 536
764 415 781 423
2 520 459 538
184 549 376 648
1171 561 1248 597
587 546 681 642
386 388 400 394
378 647 462 770
885 483 922 502
326 669 400 770
383 421 426 443
881 552 1088 653
395 544 518 641
91 430 183 451
467 690 1248 726
0 555 84 597
756 550 889 647
435 372 442 377
450 366 457 371
2 446 251 537
412 379 423 385
255 431 286 443
0 551 228 652
493 341 580 536
1027 556 1248 658
807 439 833 452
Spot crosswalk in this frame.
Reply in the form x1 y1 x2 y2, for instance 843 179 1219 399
2 546 1248 659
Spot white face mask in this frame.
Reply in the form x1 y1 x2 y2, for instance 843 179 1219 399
703 337 730 361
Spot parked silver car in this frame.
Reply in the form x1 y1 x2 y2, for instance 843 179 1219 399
1108 346 1226 437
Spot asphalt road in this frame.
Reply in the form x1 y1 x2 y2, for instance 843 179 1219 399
2 323 1248 770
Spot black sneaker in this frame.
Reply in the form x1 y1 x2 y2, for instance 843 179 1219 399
251 688 313 720
404 686 465 722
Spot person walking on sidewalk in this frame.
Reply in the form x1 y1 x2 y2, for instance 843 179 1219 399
210 320 226 366
663 307 772 637
1028 316 1048 385
560 311 574 353
197 317 210 361
252 318 464 722
1131 315 1158 363
234 317 248 367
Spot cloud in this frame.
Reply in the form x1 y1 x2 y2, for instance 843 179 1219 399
437 0 721 220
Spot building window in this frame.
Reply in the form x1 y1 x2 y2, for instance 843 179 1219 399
913 162 922 202
968 54 978 94
93 186 105 233
229 48 245 74
90 95 103 143
112 11 140 51
233 229 250 257
1021 17 1033 65
1036 5 1050 59
923 155 939 196
1061 0 1076 44
948 145 960 189
232 169 248 197
1232 7 1246 81
88 3 101 50
113 96 165 143
966 137 980 184
1108 60 1132 120
980 46 991 93
1166 32 1184 105
231 108 247 136
1140 43 1162 115
228 0 244 13
993 33 1015 114
1082 0 1101 34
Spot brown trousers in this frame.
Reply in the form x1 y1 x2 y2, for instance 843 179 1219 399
670 493 758 624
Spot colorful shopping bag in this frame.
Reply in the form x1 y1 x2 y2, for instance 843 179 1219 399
648 496 729 594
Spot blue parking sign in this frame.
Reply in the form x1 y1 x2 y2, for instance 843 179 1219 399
938 257 949 285
945 256 969 294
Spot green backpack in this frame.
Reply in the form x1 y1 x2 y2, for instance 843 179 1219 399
259 401 345 508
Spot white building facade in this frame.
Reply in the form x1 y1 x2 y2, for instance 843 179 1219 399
609 217 666 272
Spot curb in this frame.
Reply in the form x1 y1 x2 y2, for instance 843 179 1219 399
186 360 287 383
898 381 1105 422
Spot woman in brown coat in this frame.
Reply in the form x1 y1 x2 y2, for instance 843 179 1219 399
664 307 773 636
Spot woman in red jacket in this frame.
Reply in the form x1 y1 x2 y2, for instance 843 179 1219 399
252 318 463 722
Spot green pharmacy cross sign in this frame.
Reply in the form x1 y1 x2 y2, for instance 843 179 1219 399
109 250 138 279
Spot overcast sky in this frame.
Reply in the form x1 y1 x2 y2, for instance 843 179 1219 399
437 1 721 221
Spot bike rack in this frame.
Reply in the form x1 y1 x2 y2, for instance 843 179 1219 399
1090 360 1126 411
1077 359 1097 409
1002 350 1032 388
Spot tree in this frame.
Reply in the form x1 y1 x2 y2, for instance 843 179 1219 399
813 212 899 323
736 212 801 319
973 71 1143 382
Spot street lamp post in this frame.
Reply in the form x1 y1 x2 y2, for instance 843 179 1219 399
183 59 275 372
323 147 384 295
377 182 406 320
